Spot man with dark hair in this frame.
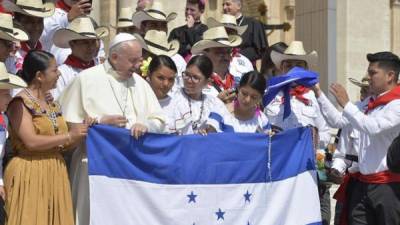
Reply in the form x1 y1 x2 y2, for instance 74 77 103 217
325 51 400 225
168 0 207 60
223 0 268 63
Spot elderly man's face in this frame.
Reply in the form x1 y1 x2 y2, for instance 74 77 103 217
205 47 232 72
223 0 241 16
69 39 99 62
111 41 143 79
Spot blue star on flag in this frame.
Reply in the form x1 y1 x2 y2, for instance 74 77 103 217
187 191 197 203
244 190 252 203
215 208 225 220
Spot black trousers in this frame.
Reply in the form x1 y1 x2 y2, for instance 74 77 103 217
348 180 400 225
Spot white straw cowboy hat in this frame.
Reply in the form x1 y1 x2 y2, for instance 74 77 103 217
207 14 248 35
2 0 55 18
131 1 177 28
0 62 27 89
349 76 369 88
113 7 135 28
53 16 109 48
0 13 29 41
142 30 179 57
191 26 242 55
271 41 318 67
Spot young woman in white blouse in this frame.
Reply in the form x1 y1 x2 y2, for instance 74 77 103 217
168 55 229 135
146 55 177 132
206 71 271 133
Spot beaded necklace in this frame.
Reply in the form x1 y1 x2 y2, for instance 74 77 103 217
183 90 205 131
24 88 59 133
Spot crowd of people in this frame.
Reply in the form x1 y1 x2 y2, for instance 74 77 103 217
0 0 399 225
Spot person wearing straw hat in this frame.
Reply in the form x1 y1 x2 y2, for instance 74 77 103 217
0 62 26 224
132 0 177 36
132 1 187 90
58 33 166 225
0 12 29 75
141 29 185 93
51 16 109 99
168 0 207 60
41 0 92 52
207 14 248 36
2 0 55 72
114 6 138 34
265 40 332 224
265 40 330 144
222 0 268 63
191 26 252 104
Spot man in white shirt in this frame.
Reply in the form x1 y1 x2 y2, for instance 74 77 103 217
264 40 331 224
51 16 109 99
59 33 166 225
191 25 253 103
312 76 373 225
326 51 400 225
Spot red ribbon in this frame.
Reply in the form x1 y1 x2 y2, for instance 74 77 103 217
366 85 400 113
56 0 71 12
64 54 95 70
211 73 235 90
289 85 311 105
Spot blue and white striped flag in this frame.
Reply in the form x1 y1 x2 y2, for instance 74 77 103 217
87 125 322 225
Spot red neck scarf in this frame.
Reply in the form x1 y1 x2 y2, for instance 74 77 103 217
366 85 400 113
289 85 311 105
0 114 6 130
231 47 241 58
64 54 95 70
20 41 42 53
56 0 71 12
211 72 235 90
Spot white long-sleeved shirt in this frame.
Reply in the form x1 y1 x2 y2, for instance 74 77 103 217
265 90 331 147
342 96 400 175
317 93 370 174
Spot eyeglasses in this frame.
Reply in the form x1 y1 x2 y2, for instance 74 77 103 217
182 71 202 83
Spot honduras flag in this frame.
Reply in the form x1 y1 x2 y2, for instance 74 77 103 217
87 125 322 225
263 67 319 119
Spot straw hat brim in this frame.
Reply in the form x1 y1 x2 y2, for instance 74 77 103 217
191 35 242 55
3 1 55 18
0 27 29 41
53 27 110 48
0 74 27 89
271 50 318 68
132 10 177 28
111 21 135 29
143 39 179 57
349 77 369 88
207 17 248 35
